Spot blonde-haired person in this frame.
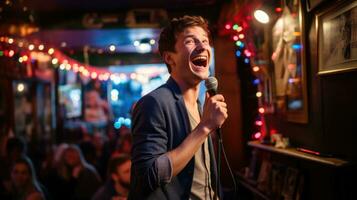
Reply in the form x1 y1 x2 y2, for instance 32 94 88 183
51 144 101 200
10 156 45 200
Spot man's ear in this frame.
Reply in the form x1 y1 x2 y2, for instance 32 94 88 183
163 52 175 67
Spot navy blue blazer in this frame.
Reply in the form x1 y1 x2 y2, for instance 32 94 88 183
129 77 219 200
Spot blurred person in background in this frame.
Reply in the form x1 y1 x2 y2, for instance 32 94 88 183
79 132 110 180
84 90 112 135
0 137 27 199
9 156 45 200
92 154 131 200
47 144 101 200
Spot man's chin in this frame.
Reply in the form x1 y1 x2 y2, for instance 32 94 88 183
193 71 209 80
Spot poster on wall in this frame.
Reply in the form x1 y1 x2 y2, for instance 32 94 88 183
271 0 308 123
318 1 357 75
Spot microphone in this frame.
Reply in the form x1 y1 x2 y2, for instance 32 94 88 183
205 76 237 198
205 76 222 197
205 76 218 96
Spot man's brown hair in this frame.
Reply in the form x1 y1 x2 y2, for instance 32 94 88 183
158 15 211 73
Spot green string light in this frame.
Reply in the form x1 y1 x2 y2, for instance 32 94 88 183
232 24 239 30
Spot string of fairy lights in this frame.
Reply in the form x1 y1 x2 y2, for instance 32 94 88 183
0 36 162 84
1 25 265 137
221 2 294 140
1 4 286 138
0 35 167 130
222 19 267 140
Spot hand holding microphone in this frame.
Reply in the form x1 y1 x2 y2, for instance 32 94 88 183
201 77 228 133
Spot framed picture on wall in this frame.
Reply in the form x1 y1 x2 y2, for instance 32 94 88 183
317 1 357 75
307 0 326 11
271 0 308 123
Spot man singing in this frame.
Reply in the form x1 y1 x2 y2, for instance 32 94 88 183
129 15 228 200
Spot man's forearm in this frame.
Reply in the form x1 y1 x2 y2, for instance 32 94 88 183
167 122 212 176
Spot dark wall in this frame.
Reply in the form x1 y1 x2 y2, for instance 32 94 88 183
266 0 357 161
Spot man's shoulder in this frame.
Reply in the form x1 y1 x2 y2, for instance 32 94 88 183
141 83 175 103
133 79 183 116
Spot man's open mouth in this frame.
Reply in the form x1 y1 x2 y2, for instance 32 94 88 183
191 56 208 67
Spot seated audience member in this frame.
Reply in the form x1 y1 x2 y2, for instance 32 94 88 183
49 144 101 200
0 137 27 199
10 156 45 200
42 143 68 200
92 154 131 200
79 133 110 180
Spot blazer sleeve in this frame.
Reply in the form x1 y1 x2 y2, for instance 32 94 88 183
131 95 173 193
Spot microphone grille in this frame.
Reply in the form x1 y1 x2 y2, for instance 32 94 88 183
205 76 218 92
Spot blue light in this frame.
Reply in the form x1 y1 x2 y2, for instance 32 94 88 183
288 100 303 110
114 117 131 128
244 58 250 64
253 79 260 85
114 121 122 129
119 117 125 124
292 44 301 50
236 50 241 57
124 118 131 127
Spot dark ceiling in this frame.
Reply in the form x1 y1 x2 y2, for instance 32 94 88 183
26 0 218 12
1 0 225 66
1 0 223 27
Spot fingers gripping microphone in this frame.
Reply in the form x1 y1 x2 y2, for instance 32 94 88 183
205 76 218 96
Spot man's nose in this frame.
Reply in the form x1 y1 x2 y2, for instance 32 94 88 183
195 41 207 51
196 40 205 47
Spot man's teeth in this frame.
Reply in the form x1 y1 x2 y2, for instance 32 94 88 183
191 56 207 62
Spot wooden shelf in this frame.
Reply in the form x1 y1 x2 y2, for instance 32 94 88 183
248 141 349 167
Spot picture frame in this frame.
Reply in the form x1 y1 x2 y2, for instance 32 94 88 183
307 0 326 11
317 1 357 75
271 0 308 123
